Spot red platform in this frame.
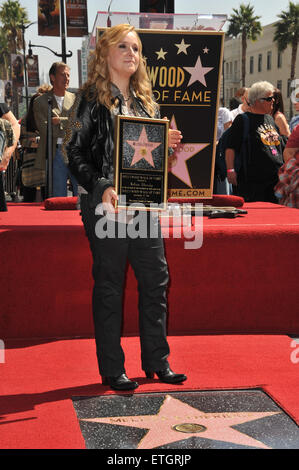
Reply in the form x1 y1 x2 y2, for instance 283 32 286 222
1 201 299 339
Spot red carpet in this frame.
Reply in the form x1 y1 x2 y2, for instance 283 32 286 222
1 202 299 338
0 335 298 449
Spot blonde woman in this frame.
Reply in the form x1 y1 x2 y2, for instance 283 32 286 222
65 24 185 391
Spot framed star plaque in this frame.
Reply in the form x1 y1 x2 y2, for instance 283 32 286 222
114 115 169 211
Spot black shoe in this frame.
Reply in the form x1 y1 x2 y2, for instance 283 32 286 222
102 373 139 391
145 368 187 384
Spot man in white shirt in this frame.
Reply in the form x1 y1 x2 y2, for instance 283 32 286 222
33 62 77 197
230 87 251 121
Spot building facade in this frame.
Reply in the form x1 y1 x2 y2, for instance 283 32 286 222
77 34 90 88
223 23 298 119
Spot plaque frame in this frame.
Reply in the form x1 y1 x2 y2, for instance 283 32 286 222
114 115 169 211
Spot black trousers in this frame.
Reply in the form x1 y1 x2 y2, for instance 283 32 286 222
0 172 7 211
80 195 170 377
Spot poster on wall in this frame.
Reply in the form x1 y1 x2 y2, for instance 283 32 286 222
38 0 60 36
65 0 88 37
27 55 40 88
97 28 224 199
11 54 24 87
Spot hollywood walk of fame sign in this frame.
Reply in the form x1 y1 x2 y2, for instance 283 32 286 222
138 29 224 199
114 115 169 210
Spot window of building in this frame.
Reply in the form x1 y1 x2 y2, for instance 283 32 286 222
258 54 262 72
277 80 282 91
234 60 238 79
267 51 272 70
277 52 282 68
250 56 254 74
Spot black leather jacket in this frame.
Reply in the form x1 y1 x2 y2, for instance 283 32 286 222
65 87 158 208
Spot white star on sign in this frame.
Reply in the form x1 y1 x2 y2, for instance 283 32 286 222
175 38 191 55
184 55 214 87
155 48 168 60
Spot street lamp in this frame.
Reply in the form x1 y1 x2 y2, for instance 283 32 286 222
27 40 72 64
19 21 37 112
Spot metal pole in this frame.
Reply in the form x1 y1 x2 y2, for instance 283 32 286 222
60 0 67 63
46 97 53 198
21 24 29 112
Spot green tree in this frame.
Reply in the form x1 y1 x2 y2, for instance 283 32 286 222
274 1 299 118
0 0 28 54
227 3 262 86
0 26 10 80
0 0 28 115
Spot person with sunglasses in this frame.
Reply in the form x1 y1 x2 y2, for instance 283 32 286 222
225 81 284 203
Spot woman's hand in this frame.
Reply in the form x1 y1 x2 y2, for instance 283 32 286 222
227 170 238 186
162 117 182 149
168 128 182 149
102 186 118 212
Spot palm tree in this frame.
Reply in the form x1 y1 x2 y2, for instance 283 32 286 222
0 0 28 116
274 1 299 118
227 3 262 86
0 0 28 54
0 26 10 80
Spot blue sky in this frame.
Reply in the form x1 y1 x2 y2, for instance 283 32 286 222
7 0 293 87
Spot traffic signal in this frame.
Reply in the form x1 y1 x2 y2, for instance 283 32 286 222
139 1 174 13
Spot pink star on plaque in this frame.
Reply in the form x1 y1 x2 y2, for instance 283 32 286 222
126 126 161 167
168 116 209 187
184 55 214 87
81 394 280 449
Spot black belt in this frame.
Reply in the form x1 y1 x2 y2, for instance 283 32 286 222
56 144 62 148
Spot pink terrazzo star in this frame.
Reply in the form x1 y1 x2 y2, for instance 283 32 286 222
184 55 214 87
126 126 161 167
168 116 209 187
81 394 280 449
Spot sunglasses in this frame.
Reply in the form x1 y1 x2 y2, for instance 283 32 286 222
260 96 275 102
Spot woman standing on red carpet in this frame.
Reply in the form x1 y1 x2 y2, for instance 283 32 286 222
65 24 186 391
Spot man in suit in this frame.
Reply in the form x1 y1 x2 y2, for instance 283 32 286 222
33 62 77 197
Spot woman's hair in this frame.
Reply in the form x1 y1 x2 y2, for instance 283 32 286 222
82 24 158 117
235 87 248 98
248 81 275 106
37 83 52 94
272 88 285 116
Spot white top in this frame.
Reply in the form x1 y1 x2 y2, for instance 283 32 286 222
54 94 64 111
217 107 232 141
230 104 244 122
54 95 64 144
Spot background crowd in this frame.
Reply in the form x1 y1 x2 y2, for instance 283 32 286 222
215 82 299 207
